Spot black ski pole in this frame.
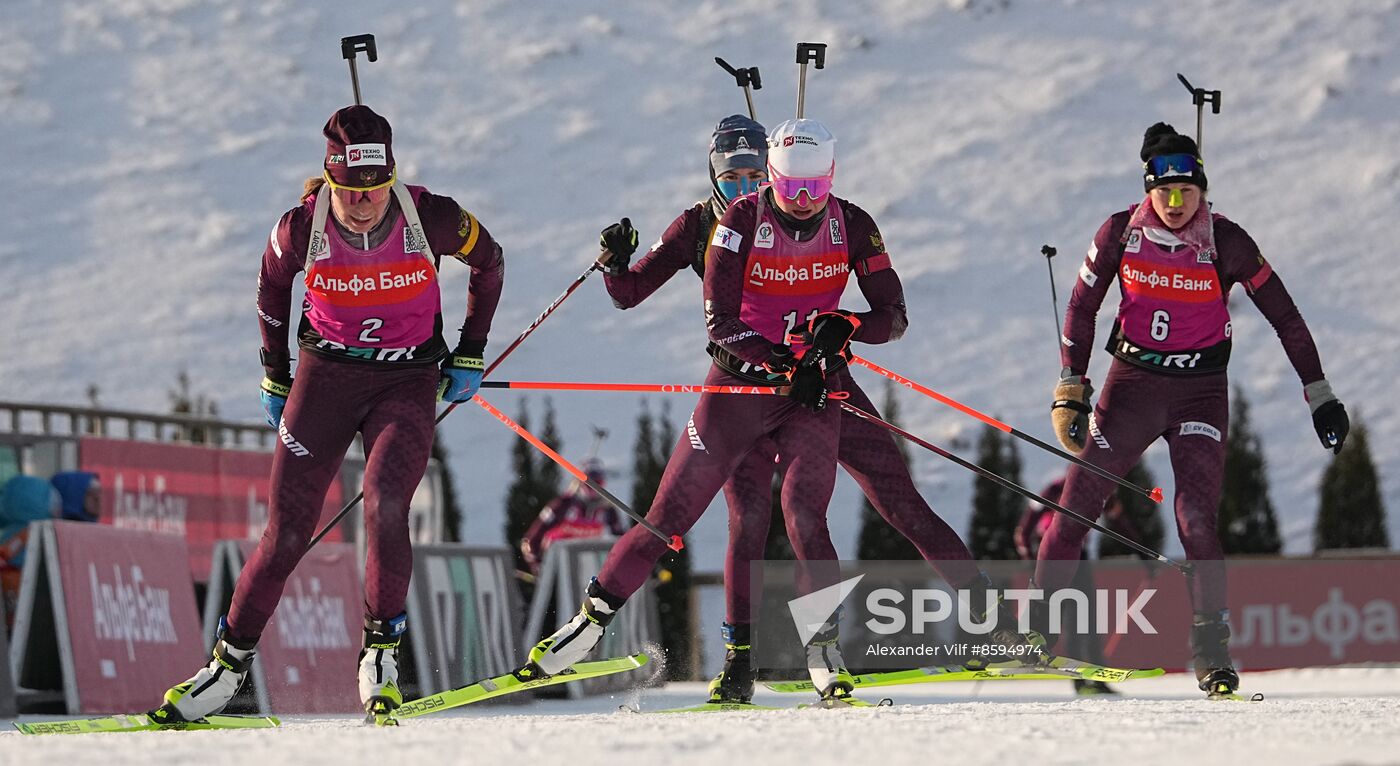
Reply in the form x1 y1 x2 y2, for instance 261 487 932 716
1176 73 1221 159
715 57 762 120
341 34 378 105
1041 244 1062 347
794 42 827 118
838 401 1184 569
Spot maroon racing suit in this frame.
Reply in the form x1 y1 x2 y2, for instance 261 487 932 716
226 185 504 642
596 190 976 614
1035 200 1327 615
607 200 979 623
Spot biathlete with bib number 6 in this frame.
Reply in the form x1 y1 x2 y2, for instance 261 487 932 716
154 104 505 723
1033 122 1349 699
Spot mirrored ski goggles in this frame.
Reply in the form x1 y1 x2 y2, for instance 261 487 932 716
1144 153 1201 181
322 170 395 203
717 175 766 202
770 172 832 204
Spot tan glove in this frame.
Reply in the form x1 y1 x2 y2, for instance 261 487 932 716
1050 375 1093 453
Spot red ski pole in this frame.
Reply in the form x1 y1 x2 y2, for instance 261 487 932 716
473 395 682 551
849 355 1163 504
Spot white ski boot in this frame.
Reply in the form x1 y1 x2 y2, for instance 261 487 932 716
152 617 255 723
359 613 407 725
522 578 624 678
806 621 856 704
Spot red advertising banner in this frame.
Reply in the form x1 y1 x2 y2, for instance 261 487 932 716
79 437 344 581
1092 559 1400 671
24 521 206 713
233 540 362 713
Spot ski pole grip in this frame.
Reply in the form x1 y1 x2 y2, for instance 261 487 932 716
342 34 378 62
796 42 827 68
1042 244 1057 260
668 535 685 552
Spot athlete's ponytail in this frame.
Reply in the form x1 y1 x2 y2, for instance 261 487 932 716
301 175 326 203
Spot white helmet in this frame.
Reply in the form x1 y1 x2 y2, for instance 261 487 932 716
767 118 836 179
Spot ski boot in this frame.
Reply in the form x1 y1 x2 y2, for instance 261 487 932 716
963 574 1051 668
521 578 625 679
707 623 756 705
359 613 407 726
805 621 857 706
151 616 255 724
1192 610 1240 699
1073 679 1119 697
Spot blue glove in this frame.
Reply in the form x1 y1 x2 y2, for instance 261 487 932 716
438 355 485 403
260 377 291 427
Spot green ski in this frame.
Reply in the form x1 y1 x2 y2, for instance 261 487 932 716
764 659 1163 693
15 714 280 735
393 653 649 720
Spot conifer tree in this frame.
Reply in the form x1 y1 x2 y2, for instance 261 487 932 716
1315 418 1389 551
968 423 1023 560
1217 388 1281 554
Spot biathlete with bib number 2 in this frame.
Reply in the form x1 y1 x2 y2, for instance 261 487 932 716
154 104 506 723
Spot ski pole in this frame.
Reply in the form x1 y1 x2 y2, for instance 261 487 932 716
794 42 827 118
837 401 1184 569
1041 244 1062 346
473 396 683 552
480 380 818 396
340 34 377 105
477 380 858 403
715 57 762 120
848 355 1164 504
307 263 603 548
1176 73 1221 159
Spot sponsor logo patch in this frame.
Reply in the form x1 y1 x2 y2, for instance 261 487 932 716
1179 421 1222 441
712 225 743 252
755 222 775 249
869 232 886 254
1089 413 1111 450
687 415 707 452
1125 230 1143 253
346 142 387 167
1078 262 1098 287
829 218 843 245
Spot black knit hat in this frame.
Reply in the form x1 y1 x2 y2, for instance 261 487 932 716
1140 122 1207 191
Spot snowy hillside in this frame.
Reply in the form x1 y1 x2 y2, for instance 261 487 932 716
2 0 1397 566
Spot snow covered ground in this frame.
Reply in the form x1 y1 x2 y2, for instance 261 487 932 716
4 668 1400 765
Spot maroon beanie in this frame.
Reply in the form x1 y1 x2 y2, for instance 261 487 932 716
323 105 395 188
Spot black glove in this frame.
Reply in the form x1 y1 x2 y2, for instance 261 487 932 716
599 218 638 275
788 365 829 412
1312 399 1350 454
794 310 860 371
1305 379 1349 454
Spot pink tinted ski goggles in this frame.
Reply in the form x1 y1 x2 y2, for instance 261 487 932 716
769 169 833 204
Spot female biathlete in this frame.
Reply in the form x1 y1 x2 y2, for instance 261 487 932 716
155 105 505 722
1033 123 1349 698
